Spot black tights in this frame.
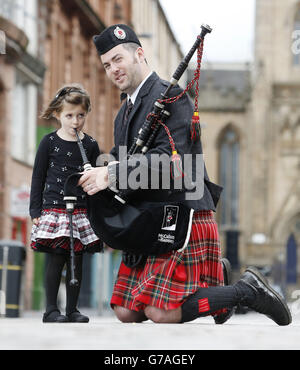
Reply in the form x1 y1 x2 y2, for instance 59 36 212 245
45 253 83 315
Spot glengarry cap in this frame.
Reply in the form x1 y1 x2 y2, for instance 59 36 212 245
93 24 142 56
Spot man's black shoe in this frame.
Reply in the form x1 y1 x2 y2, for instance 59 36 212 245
214 258 234 325
238 266 292 326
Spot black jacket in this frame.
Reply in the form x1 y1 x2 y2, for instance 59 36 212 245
30 132 100 218
109 72 222 211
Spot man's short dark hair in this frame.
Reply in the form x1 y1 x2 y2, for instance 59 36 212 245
122 42 140 54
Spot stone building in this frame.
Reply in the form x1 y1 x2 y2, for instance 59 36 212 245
196 0 300 297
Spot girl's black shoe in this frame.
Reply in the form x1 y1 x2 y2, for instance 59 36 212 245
67 310 89 323
43 309 69 323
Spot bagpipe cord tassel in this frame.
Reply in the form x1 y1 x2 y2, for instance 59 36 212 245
191 111 201 142
158 120 184 179
171 151 184 180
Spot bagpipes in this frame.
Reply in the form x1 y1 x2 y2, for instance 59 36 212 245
64 24 212 269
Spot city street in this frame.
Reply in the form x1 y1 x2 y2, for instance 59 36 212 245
0 308 299 351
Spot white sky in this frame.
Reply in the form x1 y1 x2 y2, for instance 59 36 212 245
159 0 256 63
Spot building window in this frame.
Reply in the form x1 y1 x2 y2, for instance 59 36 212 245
0 0 38 55
218 126 240 228
0 0 16 20
11 70 37 166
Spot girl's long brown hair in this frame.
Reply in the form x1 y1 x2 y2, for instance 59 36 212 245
41 83 91 120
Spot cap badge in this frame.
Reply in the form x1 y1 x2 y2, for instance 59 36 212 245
114 26 126 40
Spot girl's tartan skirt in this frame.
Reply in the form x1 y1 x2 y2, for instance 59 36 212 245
111 210 225 312
31 208 103 254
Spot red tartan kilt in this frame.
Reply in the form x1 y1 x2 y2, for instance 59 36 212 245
111 210 224 312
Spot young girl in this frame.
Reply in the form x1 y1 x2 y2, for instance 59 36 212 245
30 84 103 323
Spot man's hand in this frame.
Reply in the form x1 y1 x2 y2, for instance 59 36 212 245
78 167 109 195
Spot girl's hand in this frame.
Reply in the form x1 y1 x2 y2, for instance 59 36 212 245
32 218 40 225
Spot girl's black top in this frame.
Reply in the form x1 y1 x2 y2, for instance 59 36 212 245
29 131 100 219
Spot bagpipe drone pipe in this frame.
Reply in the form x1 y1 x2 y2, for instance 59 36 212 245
64 24 213 267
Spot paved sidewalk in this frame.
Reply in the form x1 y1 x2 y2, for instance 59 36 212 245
0 309 299 350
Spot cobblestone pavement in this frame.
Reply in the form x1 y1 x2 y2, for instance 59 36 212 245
0 308 299 350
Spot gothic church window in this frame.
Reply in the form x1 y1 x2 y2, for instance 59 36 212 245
218 126 240 227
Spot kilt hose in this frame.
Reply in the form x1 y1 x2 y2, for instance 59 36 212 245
111 210 225 313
